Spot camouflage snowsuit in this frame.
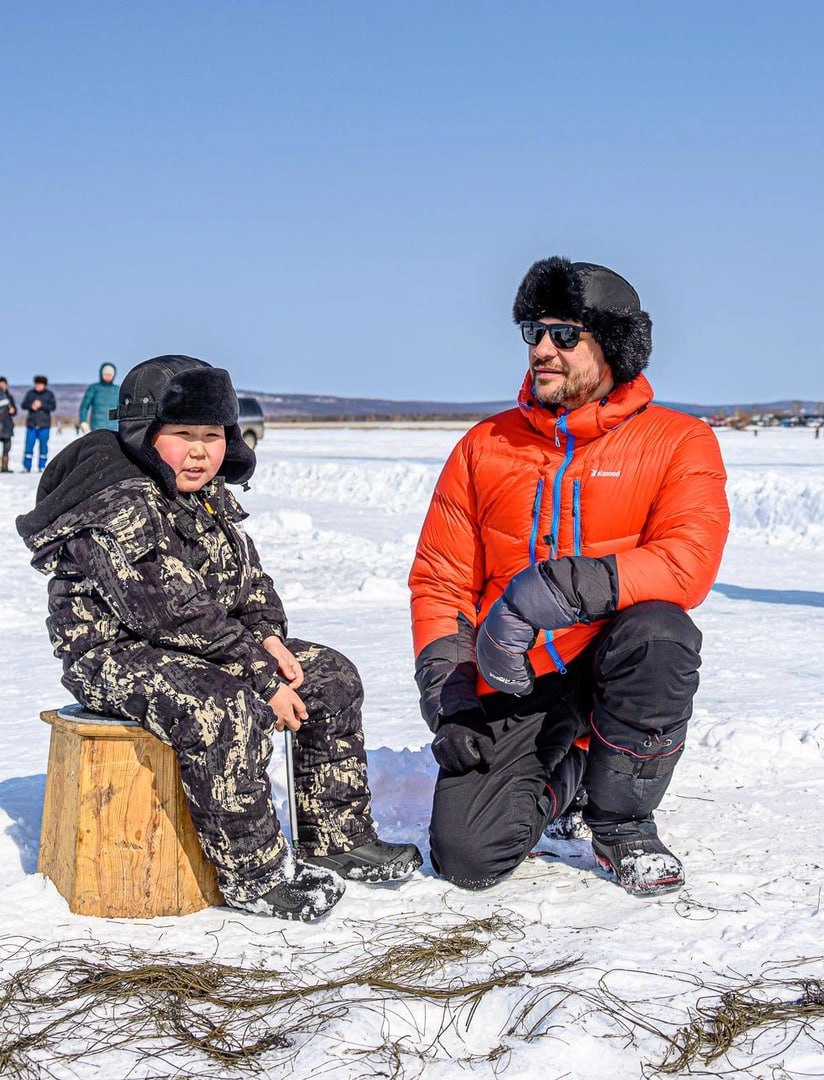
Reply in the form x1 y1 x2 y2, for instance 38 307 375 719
20 446 376 904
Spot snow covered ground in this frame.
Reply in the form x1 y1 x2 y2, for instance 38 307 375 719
1 423 823 1079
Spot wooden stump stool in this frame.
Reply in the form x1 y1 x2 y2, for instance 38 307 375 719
38 705 223 918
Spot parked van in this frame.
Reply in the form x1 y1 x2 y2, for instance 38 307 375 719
237 396 265 449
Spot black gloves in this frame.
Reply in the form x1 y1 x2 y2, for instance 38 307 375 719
431 711 495 775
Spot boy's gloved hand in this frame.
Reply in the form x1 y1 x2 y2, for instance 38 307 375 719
476 563 577 696
431 711 495 774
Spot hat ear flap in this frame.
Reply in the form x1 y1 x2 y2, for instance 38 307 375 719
586 308 652 383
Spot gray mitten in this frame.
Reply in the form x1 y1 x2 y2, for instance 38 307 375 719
476 563 576 695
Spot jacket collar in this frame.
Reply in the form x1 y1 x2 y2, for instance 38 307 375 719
516 371 654 444
170 477 247 538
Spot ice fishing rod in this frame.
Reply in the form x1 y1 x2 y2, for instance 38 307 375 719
284 728 300 849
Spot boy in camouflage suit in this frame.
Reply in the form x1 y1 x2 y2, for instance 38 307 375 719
18 355 421 920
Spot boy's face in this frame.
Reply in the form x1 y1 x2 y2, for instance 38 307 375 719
151 424 227 492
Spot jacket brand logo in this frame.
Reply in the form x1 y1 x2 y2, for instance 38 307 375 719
590 469 621 478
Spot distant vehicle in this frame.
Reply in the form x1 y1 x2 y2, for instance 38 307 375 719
237 396 265 449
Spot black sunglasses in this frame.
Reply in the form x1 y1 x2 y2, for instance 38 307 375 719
520 322 591 349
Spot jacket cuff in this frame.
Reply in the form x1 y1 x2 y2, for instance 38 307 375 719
415 620 481 732
541 555 619 623
260 670 283 701
252 622 286 644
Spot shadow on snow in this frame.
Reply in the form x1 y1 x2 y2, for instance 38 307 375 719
0 774 45 875
0 748 439 879
712 582 824 608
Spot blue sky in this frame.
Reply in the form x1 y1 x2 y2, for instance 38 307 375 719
1 0 822 405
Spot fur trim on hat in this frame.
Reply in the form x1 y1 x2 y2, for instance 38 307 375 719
512 257 652 385
157 367 239 426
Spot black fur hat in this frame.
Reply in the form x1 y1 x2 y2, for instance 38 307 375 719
111 355 255 494
512 257 652 385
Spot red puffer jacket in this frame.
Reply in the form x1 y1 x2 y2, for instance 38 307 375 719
410 373 730 696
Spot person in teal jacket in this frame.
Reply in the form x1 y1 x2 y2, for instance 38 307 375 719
78 363 119 432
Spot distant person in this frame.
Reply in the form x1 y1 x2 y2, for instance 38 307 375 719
78 363 119 432
17 355 421 921
0 376 17 473
410 256 730 896
21 375 56 473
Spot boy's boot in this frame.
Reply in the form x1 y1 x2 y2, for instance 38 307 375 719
0 455 9 472
303 838 423 882
226 849 346 921
589 819 684 896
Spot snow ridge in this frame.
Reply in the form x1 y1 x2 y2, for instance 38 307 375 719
726 471 824 546
252 456 824 547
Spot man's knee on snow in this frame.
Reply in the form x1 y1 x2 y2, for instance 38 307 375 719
429 833 509 890
430 787 540 890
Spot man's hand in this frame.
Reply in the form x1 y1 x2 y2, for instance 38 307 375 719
268 683 308 732
431 711 495 774
476 563 578 695
262 635 304 688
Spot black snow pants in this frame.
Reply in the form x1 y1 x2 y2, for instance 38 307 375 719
429 601 702 889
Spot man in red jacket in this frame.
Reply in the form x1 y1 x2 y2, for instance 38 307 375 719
409 257 729 896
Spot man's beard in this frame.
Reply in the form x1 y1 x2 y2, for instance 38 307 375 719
531 367 603 410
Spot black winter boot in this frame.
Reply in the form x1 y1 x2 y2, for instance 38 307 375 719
590 821 684 896
226 856 345 921
303 838 423 882
542 745 590 841
544 783 590 841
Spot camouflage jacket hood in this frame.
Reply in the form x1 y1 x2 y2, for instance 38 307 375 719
17 431 147 559
17 430 247 574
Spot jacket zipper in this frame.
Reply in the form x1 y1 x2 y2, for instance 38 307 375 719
537 413 575 675
529 478 544 564
547 413 575 558
572 478 582 556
